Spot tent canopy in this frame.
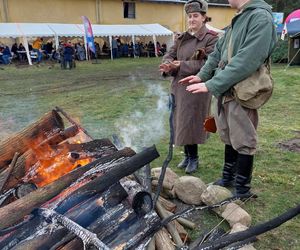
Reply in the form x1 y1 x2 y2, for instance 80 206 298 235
0 23 173 38
276 20 300 37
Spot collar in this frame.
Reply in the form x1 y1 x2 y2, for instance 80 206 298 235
188 25 209 41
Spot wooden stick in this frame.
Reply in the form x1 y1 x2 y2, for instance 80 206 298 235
194 203 300 250
55 106 93 140
158 196 177 213
0 152 20 192
155 228 175 250
163 209 196 230
155 200 183 247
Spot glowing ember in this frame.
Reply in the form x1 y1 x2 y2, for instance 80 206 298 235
24 134 92 187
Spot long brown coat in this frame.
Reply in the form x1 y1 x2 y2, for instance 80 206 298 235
163 25 218 146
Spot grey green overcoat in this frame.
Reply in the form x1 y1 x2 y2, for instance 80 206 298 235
163 25 218 146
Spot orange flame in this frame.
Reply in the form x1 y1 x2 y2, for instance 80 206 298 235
24 134 92 187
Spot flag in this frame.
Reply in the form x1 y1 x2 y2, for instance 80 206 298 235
281 22 287 40
82 16 96 54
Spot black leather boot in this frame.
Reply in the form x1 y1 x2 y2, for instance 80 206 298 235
235 154 257 199
214 145 238 187
177 145 189 169
185 144 198 174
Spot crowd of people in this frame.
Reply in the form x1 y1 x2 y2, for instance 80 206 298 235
111 37 167 59
0 37 167 65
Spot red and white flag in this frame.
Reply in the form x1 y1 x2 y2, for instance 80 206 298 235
281 22 287 40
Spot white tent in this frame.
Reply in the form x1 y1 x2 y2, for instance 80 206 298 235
0 22 174 63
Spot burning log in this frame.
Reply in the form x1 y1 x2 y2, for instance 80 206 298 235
2 138 118 191
0 110 64 169
0 147 136 230
37 125 79 148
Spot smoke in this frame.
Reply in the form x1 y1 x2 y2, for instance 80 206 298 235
115 82 169 151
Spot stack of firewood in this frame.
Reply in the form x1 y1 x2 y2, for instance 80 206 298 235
0 108 163 249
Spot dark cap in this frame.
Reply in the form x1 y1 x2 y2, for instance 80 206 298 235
184 0 208 14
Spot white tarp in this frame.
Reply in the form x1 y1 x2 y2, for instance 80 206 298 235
0 23 173 38
0 23 55 38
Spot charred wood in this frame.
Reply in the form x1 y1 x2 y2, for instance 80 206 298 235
194 203 300 250
120 178 152 215
0 147 135 230
0 110 64 169
1 183 127 250
0 152 20 192
58 203 130 250
38 208 110 250
37 125 79 147
55 106 93 140
66 145 159 201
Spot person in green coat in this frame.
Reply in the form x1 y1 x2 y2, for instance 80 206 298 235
179 0 277 197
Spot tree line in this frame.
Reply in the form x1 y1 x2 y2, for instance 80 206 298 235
265 0 300 17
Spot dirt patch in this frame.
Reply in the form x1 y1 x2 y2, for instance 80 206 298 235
277 131 300 153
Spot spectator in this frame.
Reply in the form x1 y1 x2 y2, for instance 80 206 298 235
1 46 12 64
32 37 43 63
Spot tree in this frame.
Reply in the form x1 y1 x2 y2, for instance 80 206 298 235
265 0 300 18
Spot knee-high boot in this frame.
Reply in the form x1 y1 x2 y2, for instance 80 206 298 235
177 145 189 169
214 144 238 187
235 154 256 198
185 144 198 174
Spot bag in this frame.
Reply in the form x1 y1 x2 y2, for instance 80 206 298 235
228 34 274 109
203 116 217 133
232 61 274 109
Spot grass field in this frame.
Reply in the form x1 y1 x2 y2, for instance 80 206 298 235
0 58 299 249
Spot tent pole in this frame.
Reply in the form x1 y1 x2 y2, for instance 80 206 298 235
284 48 300 71
109 36 113 60
83 35 88 61
22 36 32 66
55 35 59 50
153 35 158 57
132 35 136 58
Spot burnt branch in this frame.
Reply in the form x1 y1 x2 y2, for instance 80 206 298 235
38 208 110 250
194 203 300 250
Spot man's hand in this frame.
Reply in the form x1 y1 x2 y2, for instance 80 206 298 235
179 75 202 84
186 82 208 93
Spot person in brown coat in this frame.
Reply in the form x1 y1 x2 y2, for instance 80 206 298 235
159 0 218 174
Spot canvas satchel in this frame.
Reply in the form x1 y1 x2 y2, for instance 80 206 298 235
227 36 274 109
